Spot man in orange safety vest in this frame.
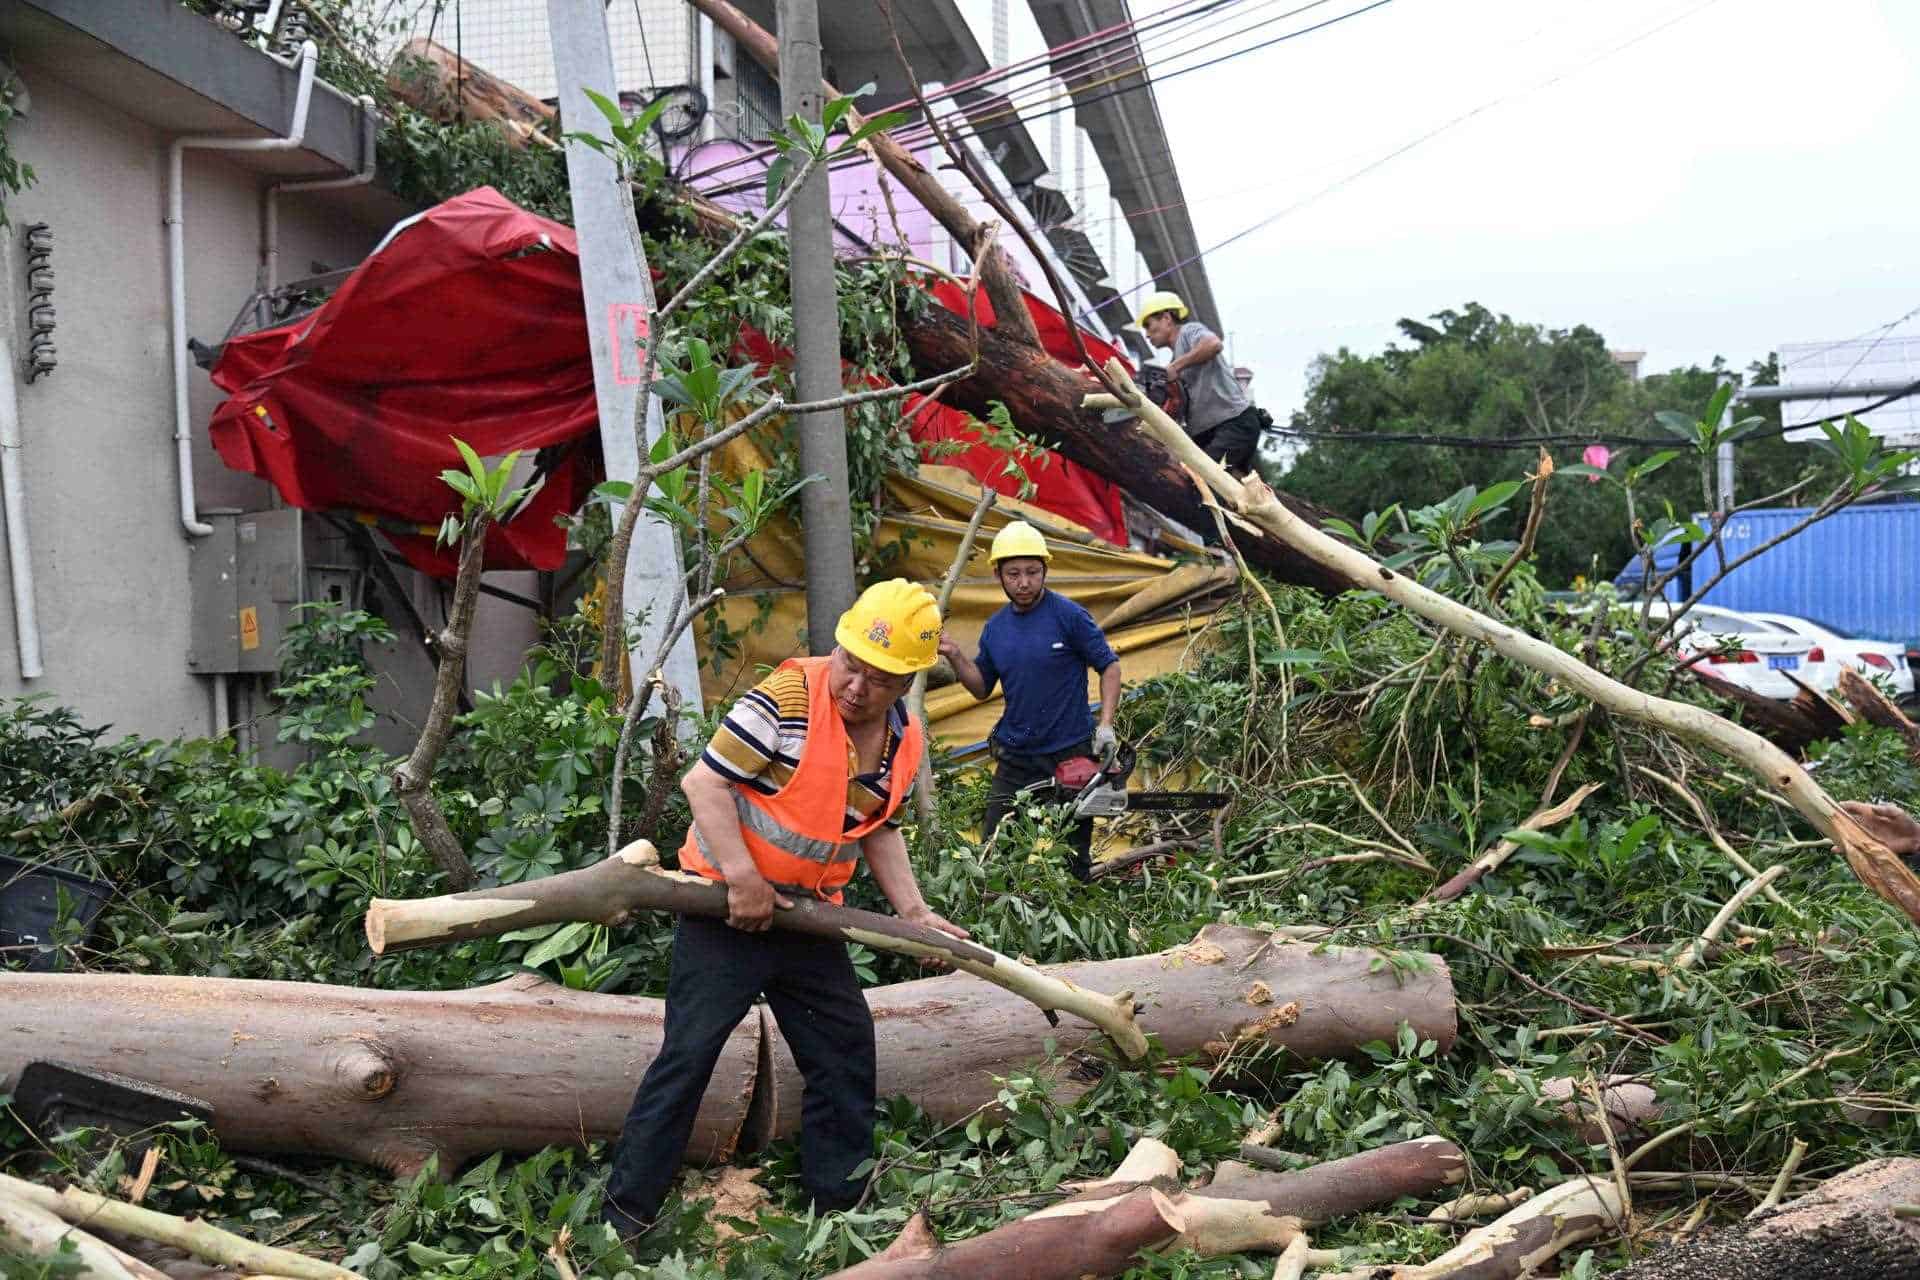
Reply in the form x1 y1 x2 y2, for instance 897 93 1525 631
602 580 968 1242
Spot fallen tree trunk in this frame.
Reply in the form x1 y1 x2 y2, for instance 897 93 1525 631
761 923 1456 1142
1695 671 1850 756
1105 361 1920 927
822 1136 1466 1279
902 303 1348 592
0 969 761 1178
385 40 1351 595
0 928 1452 1177
1612 1157 1920 1280
367 840 1150 1062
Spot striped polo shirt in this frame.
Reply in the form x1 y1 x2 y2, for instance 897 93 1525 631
701 666 912 830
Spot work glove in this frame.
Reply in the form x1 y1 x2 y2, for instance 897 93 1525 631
1092 724 1119 765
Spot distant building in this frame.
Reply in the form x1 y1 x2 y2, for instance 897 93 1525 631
1611 349 1646 382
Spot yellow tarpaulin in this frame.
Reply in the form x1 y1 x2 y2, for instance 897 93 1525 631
689 456 1234 749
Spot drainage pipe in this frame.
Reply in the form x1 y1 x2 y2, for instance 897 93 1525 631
264 92 376 291
0 327 42 679
166 40 318 539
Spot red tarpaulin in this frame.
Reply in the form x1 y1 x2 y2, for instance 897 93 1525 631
209 187 1132 573
210 188 599 574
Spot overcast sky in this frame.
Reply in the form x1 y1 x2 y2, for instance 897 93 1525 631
1139 0 1919 420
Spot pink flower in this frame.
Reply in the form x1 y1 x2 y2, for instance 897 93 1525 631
1582 444 1610 481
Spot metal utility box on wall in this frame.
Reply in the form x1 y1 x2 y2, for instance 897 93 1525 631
187 510 305 675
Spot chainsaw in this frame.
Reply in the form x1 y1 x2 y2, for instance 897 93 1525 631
1053 744 1229 819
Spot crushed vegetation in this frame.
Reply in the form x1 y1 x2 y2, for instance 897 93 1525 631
5 534 1919 1277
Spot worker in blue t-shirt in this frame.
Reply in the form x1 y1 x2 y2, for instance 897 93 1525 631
939 520 1122 880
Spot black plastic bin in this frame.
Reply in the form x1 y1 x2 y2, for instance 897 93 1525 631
0 854 113 971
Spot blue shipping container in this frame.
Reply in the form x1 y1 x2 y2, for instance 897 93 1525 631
1613 501 1920 646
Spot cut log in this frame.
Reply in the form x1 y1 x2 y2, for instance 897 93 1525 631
0 970 760 1179
821 1137 1466 1279
366 840 1151 1062
757 924 1456 1142
0 928 1453 1178
901 302 1348 593
1113 359 1920 927
1612 1157 1920 1280
1836 666 1920 770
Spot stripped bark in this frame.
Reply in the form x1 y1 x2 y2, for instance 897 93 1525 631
1319 1177 1625 1280
0 1175 361 1280
0 1186 150 1280
1107 360 1920 927
821 1137 1466 1280
366 840 1150 1061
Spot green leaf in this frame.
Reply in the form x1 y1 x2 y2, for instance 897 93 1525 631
764 153 793 208
581 87 625 136
1467 479 1523 518
847 109 911 145
522 920 593 968
1653 409 1697 440
593 480 634 503
453 437 486 484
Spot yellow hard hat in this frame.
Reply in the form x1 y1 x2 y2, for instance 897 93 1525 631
834 579 942 674
988 519 1052 565
1136 290 1189 329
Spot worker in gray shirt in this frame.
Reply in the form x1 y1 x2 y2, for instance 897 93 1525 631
1138 290 1262 473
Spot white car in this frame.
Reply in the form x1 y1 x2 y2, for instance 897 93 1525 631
1743 612 1915 701
1641 603 1819 701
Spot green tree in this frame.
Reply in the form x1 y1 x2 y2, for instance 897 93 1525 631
1278 304 1847 586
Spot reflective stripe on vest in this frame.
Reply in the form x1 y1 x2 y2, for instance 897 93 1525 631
678 654 923 903
693 796 863 868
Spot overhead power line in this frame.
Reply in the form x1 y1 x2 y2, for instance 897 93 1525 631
1102 0 1726 316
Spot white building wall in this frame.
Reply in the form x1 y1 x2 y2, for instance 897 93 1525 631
397 0 694 101
0 61 540 749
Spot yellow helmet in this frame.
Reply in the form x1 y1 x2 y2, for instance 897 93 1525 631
989 519 1052 566
1136 290 1189 329
834 579 942 674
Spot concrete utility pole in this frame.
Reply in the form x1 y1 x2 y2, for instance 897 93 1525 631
547 0 703 712
777 0 857 650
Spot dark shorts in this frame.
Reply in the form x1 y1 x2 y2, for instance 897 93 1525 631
1191 404 1262 473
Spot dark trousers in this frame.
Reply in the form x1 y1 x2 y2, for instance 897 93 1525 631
603 915 877 1234
981 738 1095 881
1192 404 1262 473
